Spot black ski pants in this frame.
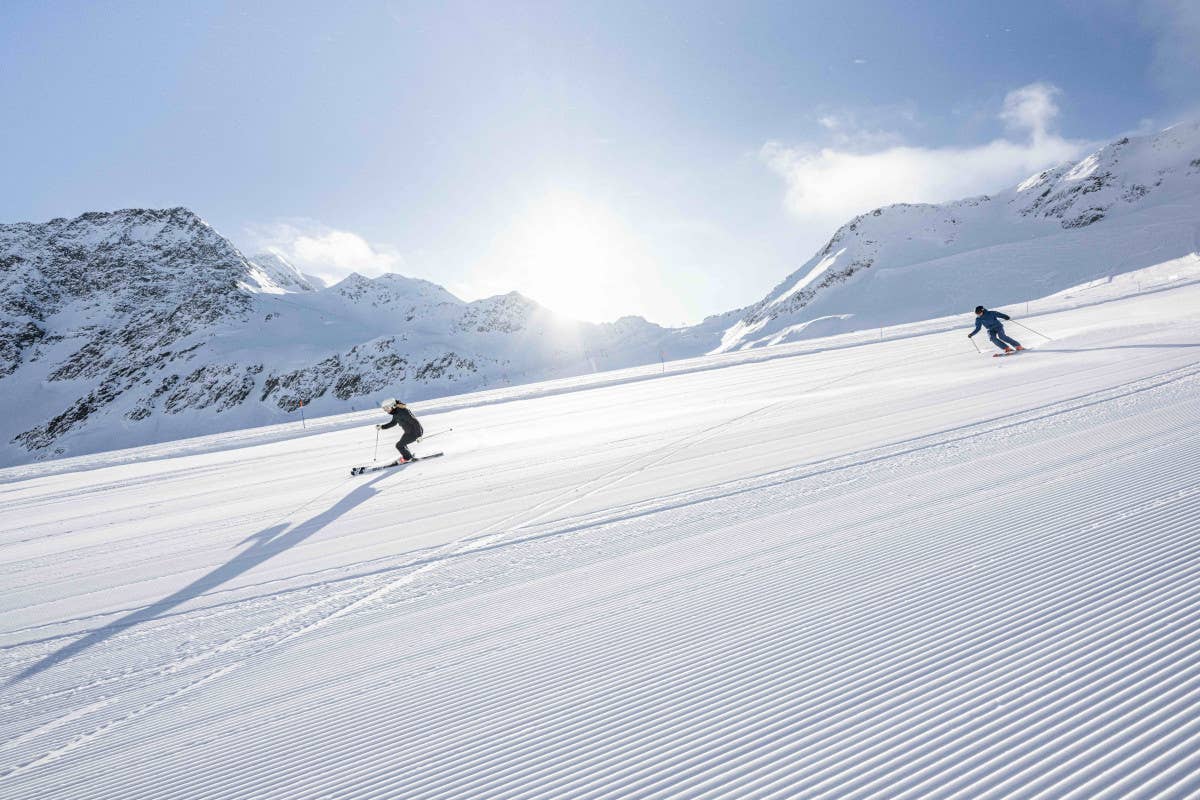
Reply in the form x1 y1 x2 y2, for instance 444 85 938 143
396 430 420 461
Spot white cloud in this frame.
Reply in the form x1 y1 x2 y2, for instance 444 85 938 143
242 220 405 285
762 83 1086 227
998 82 1061 141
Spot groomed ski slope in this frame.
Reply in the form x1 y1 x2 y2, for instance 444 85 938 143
2 276 1200 799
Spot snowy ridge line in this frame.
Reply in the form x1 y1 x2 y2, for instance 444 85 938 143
42 429 1195 800
23 400 1195 800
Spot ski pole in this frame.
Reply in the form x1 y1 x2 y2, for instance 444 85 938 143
373 426 380 462
969 336 982 354
1009 319 1053 340
419 427 454 442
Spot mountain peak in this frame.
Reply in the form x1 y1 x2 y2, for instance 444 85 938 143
245 251 317 293
717 119 1200 352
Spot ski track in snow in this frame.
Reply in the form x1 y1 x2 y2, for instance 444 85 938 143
1 284 1200 798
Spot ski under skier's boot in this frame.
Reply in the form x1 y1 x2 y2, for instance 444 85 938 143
350 452 444 476
1015 345 1025 351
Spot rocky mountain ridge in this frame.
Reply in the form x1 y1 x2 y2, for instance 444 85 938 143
0 210 688 464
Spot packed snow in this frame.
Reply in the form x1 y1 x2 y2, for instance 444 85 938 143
3 268 1199 798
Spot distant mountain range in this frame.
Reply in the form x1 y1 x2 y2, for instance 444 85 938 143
2 122 1197 465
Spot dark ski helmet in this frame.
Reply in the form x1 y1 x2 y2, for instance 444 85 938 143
974 306 986 314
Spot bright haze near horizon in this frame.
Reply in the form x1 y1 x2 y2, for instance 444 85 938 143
2 1 1197 325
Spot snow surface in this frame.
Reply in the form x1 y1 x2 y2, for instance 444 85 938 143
3 272 1200 798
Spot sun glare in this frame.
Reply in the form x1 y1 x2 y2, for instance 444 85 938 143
502 191 649 323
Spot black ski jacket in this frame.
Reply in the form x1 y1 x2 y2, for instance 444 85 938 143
381 406 423 437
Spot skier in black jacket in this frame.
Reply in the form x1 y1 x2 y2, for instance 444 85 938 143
968 306 1024 353
377 398 424 463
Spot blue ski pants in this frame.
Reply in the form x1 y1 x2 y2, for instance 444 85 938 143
988 326 1022 351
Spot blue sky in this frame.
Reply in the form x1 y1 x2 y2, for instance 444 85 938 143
3 1 1197 323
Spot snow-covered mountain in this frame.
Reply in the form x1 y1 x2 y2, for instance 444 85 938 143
716 121 1200 351
0 210 688 465
3 122 1198 465
243 251 320 294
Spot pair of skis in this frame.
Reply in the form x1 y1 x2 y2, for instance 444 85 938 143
350 452 444 476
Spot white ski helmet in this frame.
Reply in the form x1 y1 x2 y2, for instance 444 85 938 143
381 398 399 412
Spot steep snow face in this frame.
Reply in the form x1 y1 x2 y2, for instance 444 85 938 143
244 252 317 294
718 121 1200 351
0 212 686 466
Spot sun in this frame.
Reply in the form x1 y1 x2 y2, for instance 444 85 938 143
502 191 647 323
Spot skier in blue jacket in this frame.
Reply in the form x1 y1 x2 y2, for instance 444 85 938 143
968 306 1024 353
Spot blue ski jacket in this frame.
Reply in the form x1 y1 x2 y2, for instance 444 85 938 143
969 309 1011 337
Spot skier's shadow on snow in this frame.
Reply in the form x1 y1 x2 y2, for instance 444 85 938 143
8 473 390 687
